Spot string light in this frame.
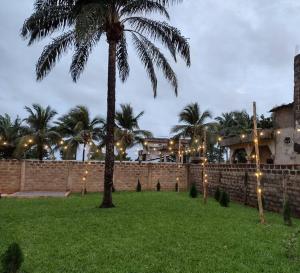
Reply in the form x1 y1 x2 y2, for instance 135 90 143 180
3 142 7 145
241 134 246 139
255 172 263 177
277 130 281 135
60 140 64 145
64 146 68 150
170 140 174 145
218 137 222 142
28 139 33 143
85 170 88 175
144 141 148 146
258 188 262 194
260 132 264 136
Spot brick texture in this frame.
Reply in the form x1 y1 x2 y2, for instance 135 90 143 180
190 164 300 217
2 160 300 218
0 160 187 194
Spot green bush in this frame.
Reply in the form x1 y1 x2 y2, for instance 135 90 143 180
1 243 23 273
283 200 292 226
136 180 142 192
214 187 221 201
189 183 198 198
219 191 230 207
156 181 161 192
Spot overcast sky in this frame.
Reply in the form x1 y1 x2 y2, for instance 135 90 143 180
1 0 300 139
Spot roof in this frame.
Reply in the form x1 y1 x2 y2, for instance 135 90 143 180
144 137 190 144
269 102 293 113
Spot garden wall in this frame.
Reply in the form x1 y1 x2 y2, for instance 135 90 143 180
189 164 300 217
1 160 300 217
0 160 187 194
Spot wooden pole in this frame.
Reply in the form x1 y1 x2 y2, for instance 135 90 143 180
253 102 265 224
203 129 208 204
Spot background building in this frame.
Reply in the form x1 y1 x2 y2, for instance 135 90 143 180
221 54 300 164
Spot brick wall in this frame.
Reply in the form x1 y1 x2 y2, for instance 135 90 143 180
190 164 300 217
2 160 300 217
0 160 21 194
0 160 187 194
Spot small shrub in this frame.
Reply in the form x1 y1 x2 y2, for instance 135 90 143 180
189 183 198 198
219 191 230 207
156 181 161 192
214 187 221 201
283 229 300 259
175 182 178 192
1 243 23 273
136 180 142 192
283 200 292 226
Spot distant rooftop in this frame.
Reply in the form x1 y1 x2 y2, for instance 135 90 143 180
269 102 293 113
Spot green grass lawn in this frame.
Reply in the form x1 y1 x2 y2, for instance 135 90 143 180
1 192 300 273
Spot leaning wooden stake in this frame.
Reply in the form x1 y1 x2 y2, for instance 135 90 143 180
253 102 265 224
203 129 208 204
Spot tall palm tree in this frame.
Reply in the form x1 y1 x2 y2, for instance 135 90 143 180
0 114 24 159
115 104 152 160
22 0 190 208
171 103 212 144
56 105 105 161
18 104 59 161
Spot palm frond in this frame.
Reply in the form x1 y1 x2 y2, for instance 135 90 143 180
120 0 170 19
36 31 75 81
127 17 190 65
131 33 157 97
70 32 102 82
117 33 130 82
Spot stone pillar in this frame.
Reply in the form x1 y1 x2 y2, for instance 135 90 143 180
294 54 300 127
229 148 235 163
20 160 26 192
245 145 253 163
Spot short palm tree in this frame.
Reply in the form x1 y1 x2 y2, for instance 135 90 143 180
0 114 24 159
22 0 190 208
171 103 212 147
56 105 105 161
115 104 152 160
215 112 236 137
215 111 252 137
18 104 60 161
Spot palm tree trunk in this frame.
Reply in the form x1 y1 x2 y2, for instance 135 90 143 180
100 40 116 208
82 143 86 162
37 141 43 161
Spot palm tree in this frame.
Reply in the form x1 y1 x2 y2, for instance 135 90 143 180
115 104 152 160
0 114 24 159
56 105 105 161
215 110 252 137
22 0 190 208
171 103 212 145
215 112 236 137
18 104 59 161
